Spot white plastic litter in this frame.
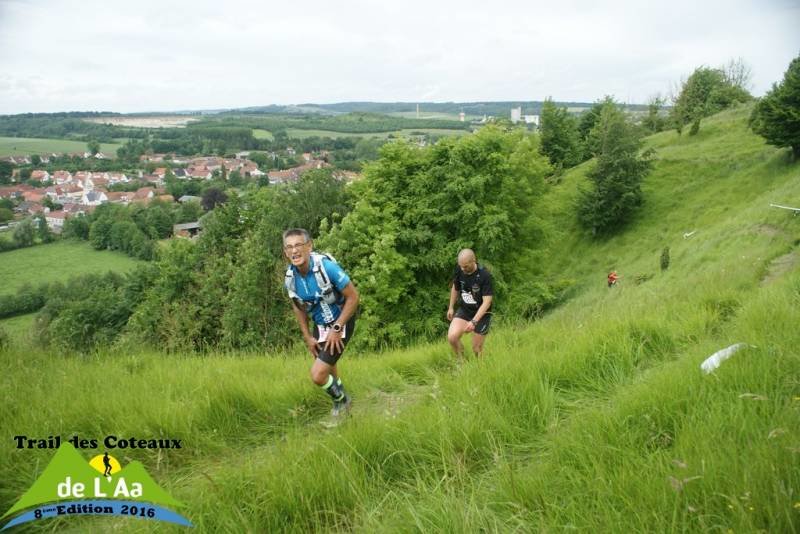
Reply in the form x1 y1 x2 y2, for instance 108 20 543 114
700 342 748 374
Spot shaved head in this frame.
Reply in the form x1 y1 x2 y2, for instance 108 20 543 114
457 249 477 274
457 249 475 263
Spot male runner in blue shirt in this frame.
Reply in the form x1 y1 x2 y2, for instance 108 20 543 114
283 228 359 416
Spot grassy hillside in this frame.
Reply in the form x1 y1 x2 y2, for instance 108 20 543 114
1 104 798 532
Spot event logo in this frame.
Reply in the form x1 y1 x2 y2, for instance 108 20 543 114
1 444 191 530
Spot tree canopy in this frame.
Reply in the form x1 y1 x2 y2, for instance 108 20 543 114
749 54 800 159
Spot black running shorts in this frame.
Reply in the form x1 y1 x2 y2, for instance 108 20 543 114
454 307 492 335
314 315 356 365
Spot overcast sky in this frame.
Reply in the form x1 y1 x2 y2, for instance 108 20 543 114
0 0 798 114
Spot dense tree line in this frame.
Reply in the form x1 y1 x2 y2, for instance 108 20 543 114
750 53 800 159
201 112 471 134
318 126 556 347
65 200 203 260
0 112 144 142
124 169 353 352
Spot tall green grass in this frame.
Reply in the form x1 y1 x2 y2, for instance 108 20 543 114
0 104 798 532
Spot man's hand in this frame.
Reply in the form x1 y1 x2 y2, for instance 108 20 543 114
304 334 319 358
465 320 476 333
323 330 344 355
447 307 455 321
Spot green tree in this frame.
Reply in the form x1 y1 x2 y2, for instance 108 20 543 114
642 95 668 134
201 187 227 211
87 139 101 156
144 205 174 239
0 207 13 223
89 217 113 249
0 161 13 184
31 154 42 166
62 214 90 239
176 200 203 224
228 170 243 187
321 126 551 347
12 218 35 247
578 96 618 159
578 106 654 235
749 54 800 160
34 214 53 243
539 98 581 168
43 197 63 211
671 64 752 133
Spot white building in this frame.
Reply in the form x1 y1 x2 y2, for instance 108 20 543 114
523 114 540 127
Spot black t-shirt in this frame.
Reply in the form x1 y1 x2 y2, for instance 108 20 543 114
452 264 493 312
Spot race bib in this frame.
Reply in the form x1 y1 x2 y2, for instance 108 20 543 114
317 323 347 343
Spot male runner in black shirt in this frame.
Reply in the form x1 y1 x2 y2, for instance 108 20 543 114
446 248 493 359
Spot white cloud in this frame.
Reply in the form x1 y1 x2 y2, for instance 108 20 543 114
0 0 798 113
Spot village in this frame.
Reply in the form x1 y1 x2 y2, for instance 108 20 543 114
0 150 359 233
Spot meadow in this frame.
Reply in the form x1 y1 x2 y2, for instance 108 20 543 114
0 240 141 294
0 137 122 157
0 104 798 532
252 129 275 140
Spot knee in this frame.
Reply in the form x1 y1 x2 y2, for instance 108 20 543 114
447 332 462 346
310 367 328 386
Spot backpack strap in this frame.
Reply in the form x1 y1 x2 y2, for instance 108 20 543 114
312 252 343 305
285 253 342 309
312 253 333 290
285 266 299 299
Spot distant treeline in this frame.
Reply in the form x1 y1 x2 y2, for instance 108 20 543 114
0 113 145 143
203 112 472 133
0 111 469 155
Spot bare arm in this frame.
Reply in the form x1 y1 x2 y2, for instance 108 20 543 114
465 295 493 332
471 295 492 323
291 301 318 357
335 282 359 325
447 283 458 321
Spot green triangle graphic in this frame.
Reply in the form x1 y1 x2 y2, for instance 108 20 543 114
2 444 183 519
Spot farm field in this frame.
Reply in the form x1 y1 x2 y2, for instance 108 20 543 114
0 137 122 157
284 127 472 139
0 240 141 294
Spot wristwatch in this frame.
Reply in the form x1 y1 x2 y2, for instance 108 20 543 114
332 323 343 333
470 319 478 326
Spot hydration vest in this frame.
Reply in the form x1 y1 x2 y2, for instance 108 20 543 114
284 252 342 310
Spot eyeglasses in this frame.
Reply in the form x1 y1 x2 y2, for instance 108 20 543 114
283 242 309 252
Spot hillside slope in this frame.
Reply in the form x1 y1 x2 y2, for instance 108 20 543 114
1 104 799 532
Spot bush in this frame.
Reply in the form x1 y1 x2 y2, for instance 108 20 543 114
0 283 48 319
660 247 670 271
